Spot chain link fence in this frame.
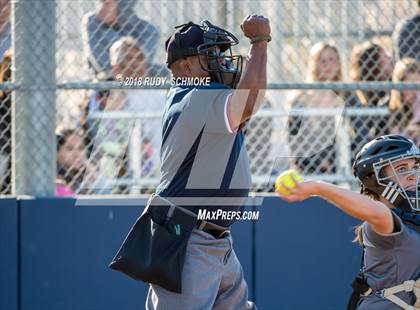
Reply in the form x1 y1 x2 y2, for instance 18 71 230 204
0 0 419 196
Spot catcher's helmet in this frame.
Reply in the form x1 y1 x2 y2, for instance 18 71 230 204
165 20 242 88
353 134 420 213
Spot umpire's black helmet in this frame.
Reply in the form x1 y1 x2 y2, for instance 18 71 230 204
165 20 243 88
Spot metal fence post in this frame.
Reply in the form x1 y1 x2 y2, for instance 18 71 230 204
12 0 56 196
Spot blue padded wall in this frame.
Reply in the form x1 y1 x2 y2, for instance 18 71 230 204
255 196 361 310
0 196 363 310
19 198 149 310
0 198 18 310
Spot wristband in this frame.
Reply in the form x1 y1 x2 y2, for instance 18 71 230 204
250 35 271 44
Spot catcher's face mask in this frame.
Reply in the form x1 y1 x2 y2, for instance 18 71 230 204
374 151 420 212
197 20 243 89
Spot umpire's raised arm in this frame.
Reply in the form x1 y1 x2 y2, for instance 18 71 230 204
229 14 271 129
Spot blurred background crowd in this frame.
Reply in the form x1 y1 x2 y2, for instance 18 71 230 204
0 0 419 196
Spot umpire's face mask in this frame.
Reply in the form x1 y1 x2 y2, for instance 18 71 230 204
200 48 242 89
197 20 243 89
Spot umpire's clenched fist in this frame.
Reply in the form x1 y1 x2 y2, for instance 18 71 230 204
240 14 271 39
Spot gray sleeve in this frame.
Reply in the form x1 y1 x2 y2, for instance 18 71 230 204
82 13 111 77
205 89 235 134
187 88 235 134
362 213 408 249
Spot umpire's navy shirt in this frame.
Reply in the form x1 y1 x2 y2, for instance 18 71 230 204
156 82 252 227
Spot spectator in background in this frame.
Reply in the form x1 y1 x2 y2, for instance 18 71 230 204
110 36 168 180
348 40 394 160
0 48 11 194
79 84 132 193
56 129 95 196
110 36 169 80
80 36 168 152
388 58 420 144
0 0 10 62
349 40 393 107
392 0 420 61
403 117 420 146
79 36 168 192
288 42 344 174
82 0 159 79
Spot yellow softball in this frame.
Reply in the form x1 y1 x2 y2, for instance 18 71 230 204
275 169 304 195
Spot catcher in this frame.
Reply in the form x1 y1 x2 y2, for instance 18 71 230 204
277 134 420 310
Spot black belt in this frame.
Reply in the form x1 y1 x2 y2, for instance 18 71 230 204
147 195 230 239
196 220 230 239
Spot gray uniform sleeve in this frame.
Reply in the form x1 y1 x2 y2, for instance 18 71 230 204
186 88 234 134
362 213 408 249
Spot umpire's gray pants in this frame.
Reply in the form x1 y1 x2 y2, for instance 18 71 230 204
146 228 256 310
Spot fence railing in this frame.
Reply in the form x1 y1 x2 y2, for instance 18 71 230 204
74 106 392 194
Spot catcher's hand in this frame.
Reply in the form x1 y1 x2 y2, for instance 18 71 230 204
276 180 318 202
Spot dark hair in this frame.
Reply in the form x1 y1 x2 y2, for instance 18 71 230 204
56 128 87 192
350 41 390 106
388 58 419 131
350 42 384 82
56 128 83 152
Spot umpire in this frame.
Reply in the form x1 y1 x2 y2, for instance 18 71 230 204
147 15 270 309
